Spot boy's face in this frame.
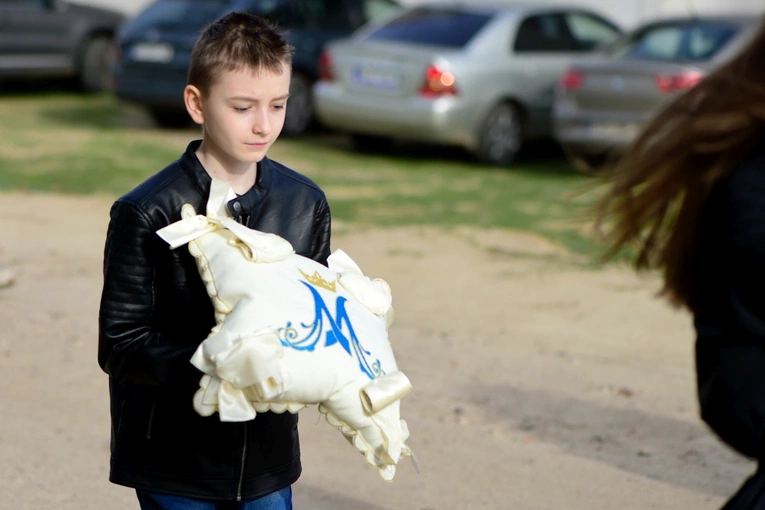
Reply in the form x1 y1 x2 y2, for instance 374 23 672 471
188 64 291 165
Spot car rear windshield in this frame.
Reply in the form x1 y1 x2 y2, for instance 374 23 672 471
135 0 233 32
610 21 741 62
364 8 492 48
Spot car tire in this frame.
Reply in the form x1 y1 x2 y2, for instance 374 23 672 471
79 36 113 93
149 107 192 129
350 134 393 154
474 102 523 166
283 72 314 136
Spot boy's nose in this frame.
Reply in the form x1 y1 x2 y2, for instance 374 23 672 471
251 108 271 136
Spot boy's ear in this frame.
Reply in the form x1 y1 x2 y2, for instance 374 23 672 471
184 85 205 125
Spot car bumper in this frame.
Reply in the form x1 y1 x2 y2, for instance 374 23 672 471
314 82 481 149
113 64 186 108
553 104 648 154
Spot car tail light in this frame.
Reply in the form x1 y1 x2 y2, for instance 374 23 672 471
419 64 457 97
654 70 703 93
318 50 334 82
560 69 584 91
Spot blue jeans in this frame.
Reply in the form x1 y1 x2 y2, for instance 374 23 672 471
136 486 292 510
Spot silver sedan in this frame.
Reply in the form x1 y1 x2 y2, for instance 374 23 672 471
553 15 761 174
314 2 621 166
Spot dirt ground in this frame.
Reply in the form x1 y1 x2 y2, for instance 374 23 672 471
0 191 756 510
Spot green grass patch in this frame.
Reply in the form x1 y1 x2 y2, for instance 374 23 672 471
0 92 610 264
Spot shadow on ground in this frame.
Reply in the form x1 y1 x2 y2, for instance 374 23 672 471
293 484 390 510
294 133 574 175
0 77 82 95
465 384 753 498
3 80 575 172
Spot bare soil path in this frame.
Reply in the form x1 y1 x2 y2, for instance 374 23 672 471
0 192 753 509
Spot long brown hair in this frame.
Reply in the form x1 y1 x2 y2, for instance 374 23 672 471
595 18 765 311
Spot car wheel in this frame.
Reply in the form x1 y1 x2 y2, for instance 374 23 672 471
283 72 314 136
79 36 113 93
149 107 191 129
350 134 393 154
562 145 611 176
475 102 523 166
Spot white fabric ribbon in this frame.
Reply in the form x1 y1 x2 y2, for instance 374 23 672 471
190 329 293 422
156 178 294 263
329 249 394 319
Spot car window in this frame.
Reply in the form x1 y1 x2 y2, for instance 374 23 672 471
1 0 46 5
514 14 578 53
133 0 234 32
364 8 492 48
246 0 304 29
299 0 356 30
361 0 399 23
685 22 740 61
564 12 620 50
617 24 688 61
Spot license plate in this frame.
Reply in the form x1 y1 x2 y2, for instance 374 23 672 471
588 122 639 140
130 42 174 63
350 64 401 91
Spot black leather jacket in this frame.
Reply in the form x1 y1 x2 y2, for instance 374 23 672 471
98 140 331 501
691 142 765 509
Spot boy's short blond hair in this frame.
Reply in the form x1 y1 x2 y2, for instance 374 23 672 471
188 12 294 94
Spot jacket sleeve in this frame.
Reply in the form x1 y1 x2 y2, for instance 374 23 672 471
98 200 198 387
310 196 332 267
697 163 765 460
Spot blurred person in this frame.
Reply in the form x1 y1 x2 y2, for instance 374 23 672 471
97 12 331 510
594 17 765 509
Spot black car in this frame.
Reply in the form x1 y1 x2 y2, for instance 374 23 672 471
0 0 125 92
113 0 401 133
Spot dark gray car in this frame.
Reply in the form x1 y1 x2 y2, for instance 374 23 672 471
0 0 125 92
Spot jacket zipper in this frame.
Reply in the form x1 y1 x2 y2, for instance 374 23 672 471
235 211 248 501
237 424 247 501
145 399 156 440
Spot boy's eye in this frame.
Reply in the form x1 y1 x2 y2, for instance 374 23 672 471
272 104 285 110
233 107 249 112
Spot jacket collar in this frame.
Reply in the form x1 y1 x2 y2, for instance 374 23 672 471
178 140 273 219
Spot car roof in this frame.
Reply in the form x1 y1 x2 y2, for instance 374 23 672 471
636 14 762 27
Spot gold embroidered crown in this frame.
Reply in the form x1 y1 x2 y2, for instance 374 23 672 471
299 269 336 292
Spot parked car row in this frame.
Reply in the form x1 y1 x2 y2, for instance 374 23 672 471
3 0 760 171
313 3 623 166
314 4 763 169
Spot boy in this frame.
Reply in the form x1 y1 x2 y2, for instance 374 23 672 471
98 12 331 510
